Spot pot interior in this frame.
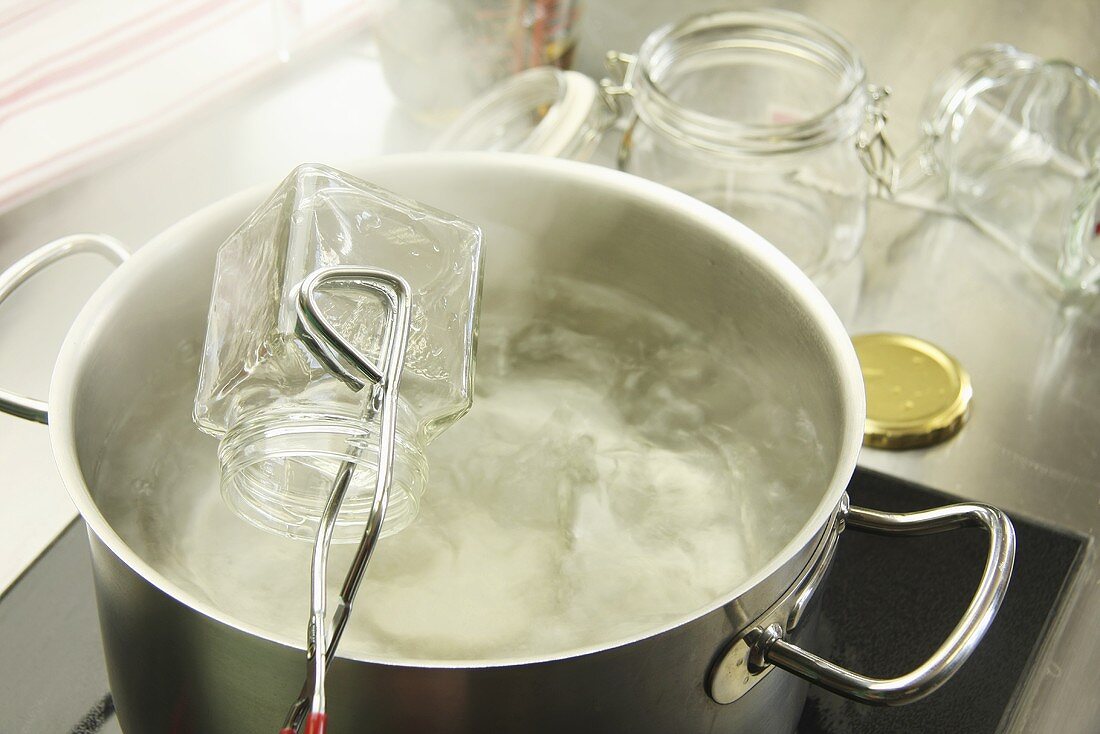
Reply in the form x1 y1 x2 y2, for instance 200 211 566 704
61 155 859 664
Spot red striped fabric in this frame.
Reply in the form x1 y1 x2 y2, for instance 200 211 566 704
0 0 374 215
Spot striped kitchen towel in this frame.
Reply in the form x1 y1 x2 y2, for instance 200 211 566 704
0 0 373 214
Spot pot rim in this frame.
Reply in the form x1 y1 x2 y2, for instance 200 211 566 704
48 152 865 668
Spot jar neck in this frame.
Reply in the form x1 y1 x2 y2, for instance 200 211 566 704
921 44 1040 141
217 405 428 541
631 10 869 157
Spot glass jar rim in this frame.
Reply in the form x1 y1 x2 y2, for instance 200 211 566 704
921 44 1043 139
217 403 429 541
633 9 869 155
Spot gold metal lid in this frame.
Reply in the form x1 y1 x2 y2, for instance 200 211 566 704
852 333 972 450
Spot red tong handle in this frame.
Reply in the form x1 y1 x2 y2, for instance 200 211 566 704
280 712 326 734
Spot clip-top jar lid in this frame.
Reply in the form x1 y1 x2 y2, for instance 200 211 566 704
852 333 973 450
432 66 615 161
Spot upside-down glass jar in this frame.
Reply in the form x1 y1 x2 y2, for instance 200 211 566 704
914 45 1100 294
193 164 483 541
607 10 893 284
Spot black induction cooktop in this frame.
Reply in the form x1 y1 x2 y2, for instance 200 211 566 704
0 468 1085 734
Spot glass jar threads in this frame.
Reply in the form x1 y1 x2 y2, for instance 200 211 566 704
606 10 893 283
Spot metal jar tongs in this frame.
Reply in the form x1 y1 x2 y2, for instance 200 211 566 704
279 266 412 734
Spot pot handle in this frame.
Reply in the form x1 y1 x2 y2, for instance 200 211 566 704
749 499 1015 706
0 234 129 424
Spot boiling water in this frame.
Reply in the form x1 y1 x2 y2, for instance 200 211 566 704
94 276 828 661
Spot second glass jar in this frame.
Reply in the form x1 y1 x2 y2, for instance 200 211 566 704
609 10 890 280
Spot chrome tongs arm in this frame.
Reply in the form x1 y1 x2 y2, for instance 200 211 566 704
280 266 412 734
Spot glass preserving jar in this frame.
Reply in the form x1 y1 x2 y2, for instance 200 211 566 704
375 0 584 120
193 164 483 542
914 45 1100 294
606 10 893 282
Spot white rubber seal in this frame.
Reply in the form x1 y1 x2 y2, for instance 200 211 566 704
432 67 606 159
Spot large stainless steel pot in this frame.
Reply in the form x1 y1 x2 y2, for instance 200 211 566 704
0 154 1014 733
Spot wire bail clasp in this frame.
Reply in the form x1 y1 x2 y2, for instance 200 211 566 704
858 85 900 198
599 51 638 117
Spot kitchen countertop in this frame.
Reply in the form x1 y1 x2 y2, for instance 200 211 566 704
1 1 1097 731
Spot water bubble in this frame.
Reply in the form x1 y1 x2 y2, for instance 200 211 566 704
355 211 382 230
130 479 154 497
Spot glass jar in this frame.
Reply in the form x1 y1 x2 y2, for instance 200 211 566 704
915 45 1100 294
608 10 891 282
374 0 583 121
193 164 483 542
